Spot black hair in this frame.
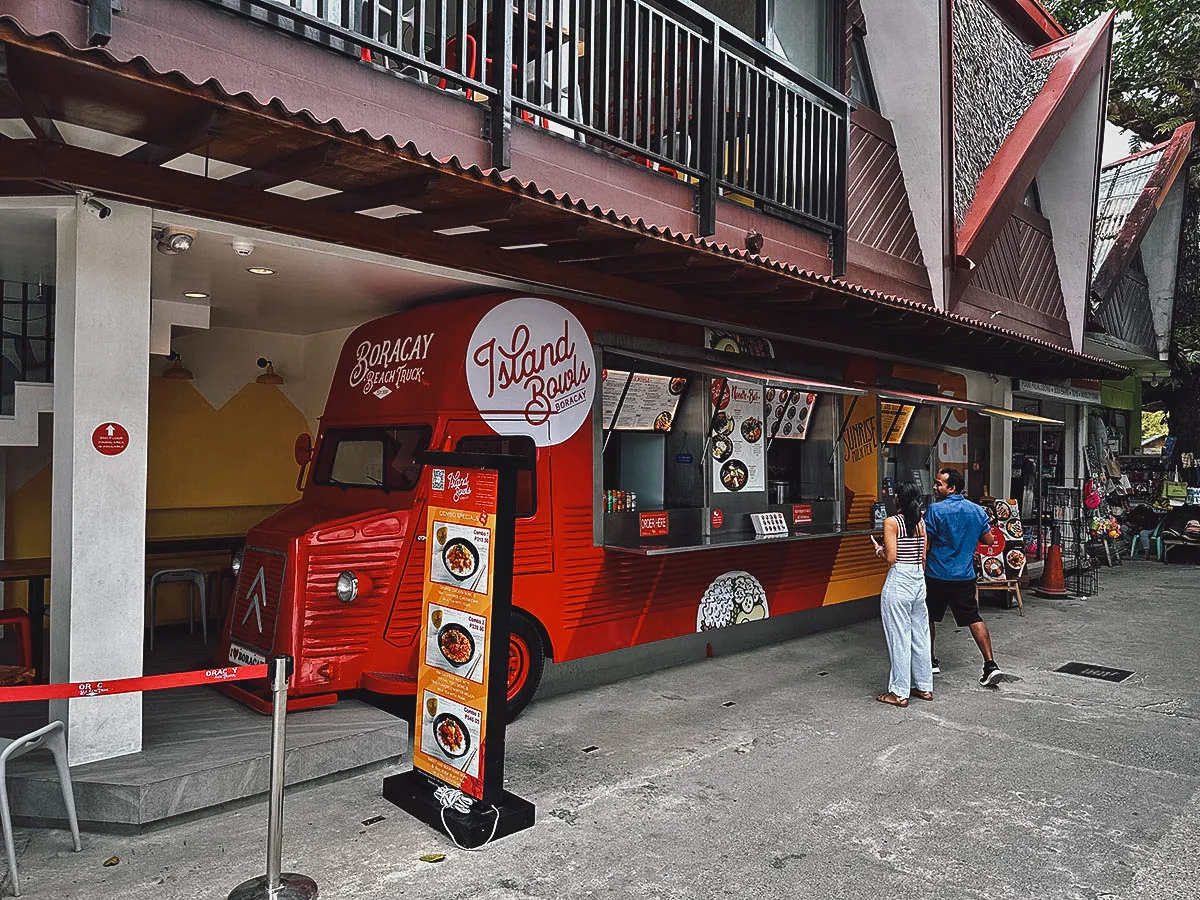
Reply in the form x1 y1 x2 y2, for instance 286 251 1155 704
896 481 923 533
938 467 965 494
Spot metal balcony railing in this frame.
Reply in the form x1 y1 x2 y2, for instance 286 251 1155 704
196 0 850 270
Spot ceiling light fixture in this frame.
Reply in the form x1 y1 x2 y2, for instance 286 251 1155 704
246 266 275 276
155 226 197 255
256 357 284 384
183 291 209 299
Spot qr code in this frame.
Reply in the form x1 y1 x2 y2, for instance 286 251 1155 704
432 468 445 491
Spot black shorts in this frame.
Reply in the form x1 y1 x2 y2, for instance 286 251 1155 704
925 577 982 627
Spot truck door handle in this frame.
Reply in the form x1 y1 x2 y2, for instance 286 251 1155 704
416 535 426 542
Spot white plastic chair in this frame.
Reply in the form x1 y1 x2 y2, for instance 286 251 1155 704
1 721 81 897
147 568 207 650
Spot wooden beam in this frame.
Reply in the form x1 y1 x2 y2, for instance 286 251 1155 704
534 236 654 262
477 220 588 246
415 198 523 231
0 43 64 144
221 141 342 191
593 252 698 277
121 108 228 166
314 171 441 213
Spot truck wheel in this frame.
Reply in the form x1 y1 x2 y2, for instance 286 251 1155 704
506 610 545 722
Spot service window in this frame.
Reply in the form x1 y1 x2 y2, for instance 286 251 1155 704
764 388 840 526
454 434 538 518
881 402 938 501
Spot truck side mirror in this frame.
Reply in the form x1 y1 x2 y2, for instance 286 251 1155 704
295 433 313 491
294 432 313 466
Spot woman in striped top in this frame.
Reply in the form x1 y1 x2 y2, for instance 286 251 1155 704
873 481 934 707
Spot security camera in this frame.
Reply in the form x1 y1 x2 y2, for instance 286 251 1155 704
79 192 111 220
155 227 197 255
231 240 255 257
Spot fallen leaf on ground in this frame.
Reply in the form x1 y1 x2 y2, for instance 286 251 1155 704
419 853 446 863
103 857 120 867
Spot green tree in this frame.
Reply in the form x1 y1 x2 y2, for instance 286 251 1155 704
1048 1 1200 145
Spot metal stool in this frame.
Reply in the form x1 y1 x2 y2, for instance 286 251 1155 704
147 568 207 650
1 722 81 897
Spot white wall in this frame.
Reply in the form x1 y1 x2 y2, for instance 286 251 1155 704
166 325 351 431
1036 70 1107 351
860 0 948 308
1143 178 1185 359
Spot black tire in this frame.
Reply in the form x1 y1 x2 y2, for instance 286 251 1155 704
505 609 546 723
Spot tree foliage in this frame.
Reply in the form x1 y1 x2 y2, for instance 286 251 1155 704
1048 1 1200 144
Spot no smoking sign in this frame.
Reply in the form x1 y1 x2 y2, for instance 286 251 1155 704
91 422 130 456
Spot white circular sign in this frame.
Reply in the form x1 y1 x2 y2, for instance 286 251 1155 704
466 297 595 447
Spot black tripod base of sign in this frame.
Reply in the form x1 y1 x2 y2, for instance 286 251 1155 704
383 771 535 848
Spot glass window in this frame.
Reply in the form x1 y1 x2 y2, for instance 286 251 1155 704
849 33 878 111
766 0 833 84
313 426 431 491
454 434 538 517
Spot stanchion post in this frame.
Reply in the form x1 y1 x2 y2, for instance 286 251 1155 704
228 656 318 900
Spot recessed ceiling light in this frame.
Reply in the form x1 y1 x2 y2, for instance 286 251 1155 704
434 225 489 236
500 242 549 250
183 291 209 299
246 266 275 276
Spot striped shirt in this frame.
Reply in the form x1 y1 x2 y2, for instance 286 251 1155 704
893 514 925 566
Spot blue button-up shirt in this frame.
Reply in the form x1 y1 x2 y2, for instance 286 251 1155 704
925 494 990 581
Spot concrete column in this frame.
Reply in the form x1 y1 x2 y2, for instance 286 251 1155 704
50 198 151 765
991 387 1013 501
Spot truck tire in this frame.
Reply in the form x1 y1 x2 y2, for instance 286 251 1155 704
506 609 545 722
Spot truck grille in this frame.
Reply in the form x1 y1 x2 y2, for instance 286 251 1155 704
229 546 287 656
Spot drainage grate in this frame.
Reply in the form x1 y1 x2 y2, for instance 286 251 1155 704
1055 662 1134 683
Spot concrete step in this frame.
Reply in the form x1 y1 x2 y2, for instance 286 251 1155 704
4 686 407 832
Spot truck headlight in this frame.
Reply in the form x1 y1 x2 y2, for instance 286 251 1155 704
231 549 244 576
336 571 358 603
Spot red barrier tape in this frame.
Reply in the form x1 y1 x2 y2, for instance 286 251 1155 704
0 664 269 703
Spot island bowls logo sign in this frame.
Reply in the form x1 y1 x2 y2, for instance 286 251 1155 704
466 297 595 447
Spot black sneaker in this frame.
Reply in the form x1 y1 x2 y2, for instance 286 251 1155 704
980 660 1002 687
931 657 941 675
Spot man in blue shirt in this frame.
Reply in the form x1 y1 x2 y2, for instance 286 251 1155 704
925 467 1002 686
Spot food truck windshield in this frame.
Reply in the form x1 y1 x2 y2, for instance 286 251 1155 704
312 425 432 491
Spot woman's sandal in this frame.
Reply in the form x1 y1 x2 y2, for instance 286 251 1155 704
875 692 908 708
910 690 934 701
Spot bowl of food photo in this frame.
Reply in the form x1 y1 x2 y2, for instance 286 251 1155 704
720 459 749 492
441 538 480 581
437 622 475 667
432 712 471 759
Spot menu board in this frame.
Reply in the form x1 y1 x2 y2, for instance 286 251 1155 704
601 369 686 431
765 387 818 440
413 466 498 800
710 378 765 494
880 402 916 444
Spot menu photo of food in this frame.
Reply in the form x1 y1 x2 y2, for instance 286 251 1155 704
425 604 488 684
711 378 765 494
430 520 491 594
766 390 819 440
419 690 483 777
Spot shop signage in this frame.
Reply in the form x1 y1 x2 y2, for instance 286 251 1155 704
467 297 595 447
91 422 130 456
385 455 534 846
675 453 694 464
601 370 684 431
792 504 813 525
638 511 669 537
349 331 435 397
1016 380 1101 405
412 465 499 799
711 508 724 529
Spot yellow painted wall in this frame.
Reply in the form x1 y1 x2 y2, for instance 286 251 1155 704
823 394 887 605
4 378 308 620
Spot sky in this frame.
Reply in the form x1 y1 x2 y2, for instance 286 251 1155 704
1102 122 1143 164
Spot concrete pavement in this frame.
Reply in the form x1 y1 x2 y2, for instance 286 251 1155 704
5 559 1200 899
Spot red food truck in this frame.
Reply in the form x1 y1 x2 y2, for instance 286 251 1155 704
217 292 945 717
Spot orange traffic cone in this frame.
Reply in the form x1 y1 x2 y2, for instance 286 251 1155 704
1036 544 1068 598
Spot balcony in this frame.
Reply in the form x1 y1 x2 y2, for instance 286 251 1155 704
195 0 850 269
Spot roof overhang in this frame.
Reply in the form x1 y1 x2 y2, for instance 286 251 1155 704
1091 122 1195 304
0 17 1127 383
954 11 1114 285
